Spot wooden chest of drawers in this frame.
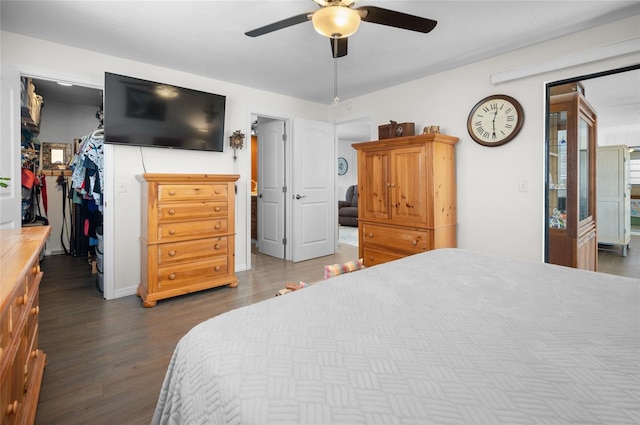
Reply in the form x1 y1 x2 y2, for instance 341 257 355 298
137 174 240 307
1 226 49 425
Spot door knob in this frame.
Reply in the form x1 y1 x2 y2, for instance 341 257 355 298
295 194 306 199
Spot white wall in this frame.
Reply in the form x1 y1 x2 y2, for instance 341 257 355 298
38 100 99 144
2 31 330 299
330 14 640 262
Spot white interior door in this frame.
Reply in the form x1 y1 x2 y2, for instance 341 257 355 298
257 119 286 259
292 117 335 262
0 66 21 229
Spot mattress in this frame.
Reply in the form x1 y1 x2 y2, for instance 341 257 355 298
152 248 639 425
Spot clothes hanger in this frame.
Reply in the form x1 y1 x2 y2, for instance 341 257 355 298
90 128 104 139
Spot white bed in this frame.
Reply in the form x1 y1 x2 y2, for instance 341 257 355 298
152 248 639 425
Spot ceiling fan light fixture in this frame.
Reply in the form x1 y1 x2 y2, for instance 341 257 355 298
312 6 360 38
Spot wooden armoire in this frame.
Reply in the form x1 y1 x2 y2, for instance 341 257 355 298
353 133 459 266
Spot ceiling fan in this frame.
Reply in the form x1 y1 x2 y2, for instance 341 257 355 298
245 0 437 58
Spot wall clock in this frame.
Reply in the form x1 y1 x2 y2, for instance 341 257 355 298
467 94 524 147
337 157 348 175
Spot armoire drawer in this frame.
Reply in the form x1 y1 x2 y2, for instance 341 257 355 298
157 257 229 290
157 201 227 222
157 219 228 242
158 184 228 202
361 223 432 254
157 237 228 264
362 245 405 267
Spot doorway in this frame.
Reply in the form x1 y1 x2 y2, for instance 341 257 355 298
24 77 104 258
545 64 640 274
248 114 337 268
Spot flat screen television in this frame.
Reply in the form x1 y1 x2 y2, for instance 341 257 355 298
104 72 226 152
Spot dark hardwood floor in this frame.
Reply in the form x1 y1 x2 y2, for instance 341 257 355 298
35 243 359 425
34 239 637 425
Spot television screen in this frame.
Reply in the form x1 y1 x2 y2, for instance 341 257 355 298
104 72 226 152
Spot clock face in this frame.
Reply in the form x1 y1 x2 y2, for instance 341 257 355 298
467 95 524 146
337 157 348 175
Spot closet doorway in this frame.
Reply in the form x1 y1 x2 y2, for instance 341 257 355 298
544 64 640 275
21 76 105 289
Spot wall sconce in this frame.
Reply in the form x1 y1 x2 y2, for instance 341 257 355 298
229 130 245 162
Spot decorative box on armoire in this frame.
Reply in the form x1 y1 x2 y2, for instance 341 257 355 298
137 174 240 307
547 82 598 271
352 133 459 267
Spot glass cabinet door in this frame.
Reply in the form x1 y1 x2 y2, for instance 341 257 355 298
548 111 568 229
578 117 590 222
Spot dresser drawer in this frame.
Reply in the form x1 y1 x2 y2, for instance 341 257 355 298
158 184 228 202
2 279 28 349
24 261 41 295
362 245 405 267
157 237 228 264
158 201 227 222
1 350 19 425
157 219 228 242
157 257 229 290
361 223 432 254
26 288 40 349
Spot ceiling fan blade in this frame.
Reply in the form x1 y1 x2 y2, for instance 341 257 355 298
245 12 312 37
330 37 348 58
357 6 437 33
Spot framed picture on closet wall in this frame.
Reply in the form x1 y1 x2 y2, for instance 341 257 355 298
42 142 73 169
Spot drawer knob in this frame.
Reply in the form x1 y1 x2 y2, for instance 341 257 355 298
168 209 176 215
369 256 374 261
367 232 373 238
214 224 221 230
169 189 176 196
214 265 221 272
168 250 176 256
412 240 418 246
33 264 40 274
214 244 221 250
31 306 39 315
214 189 220 194
17 295 27 306
168 229 176 235
214 207 220 212
168 273 176 280
7 400 18 415
31 349 39 359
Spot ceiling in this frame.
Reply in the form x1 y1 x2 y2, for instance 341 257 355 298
2 1 639 105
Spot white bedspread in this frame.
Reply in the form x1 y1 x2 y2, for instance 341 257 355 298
152 248 639 425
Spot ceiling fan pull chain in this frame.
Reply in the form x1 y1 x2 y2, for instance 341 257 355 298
333 38 340 105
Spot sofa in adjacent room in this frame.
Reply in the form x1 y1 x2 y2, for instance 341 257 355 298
338 185 358 227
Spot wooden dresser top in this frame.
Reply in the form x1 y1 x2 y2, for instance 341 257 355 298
0 226 50 305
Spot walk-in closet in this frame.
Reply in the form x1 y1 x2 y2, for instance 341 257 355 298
20 77 105 292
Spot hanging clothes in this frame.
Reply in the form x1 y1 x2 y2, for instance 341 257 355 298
71 129 104 207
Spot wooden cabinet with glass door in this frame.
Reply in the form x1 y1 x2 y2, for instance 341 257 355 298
548 83 597 270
